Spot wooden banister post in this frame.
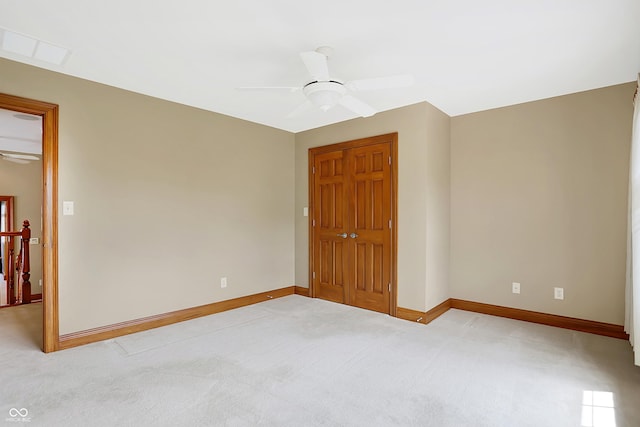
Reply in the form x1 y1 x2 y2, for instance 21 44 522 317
7 241 15 305
0 220 32 305
20 220 31 304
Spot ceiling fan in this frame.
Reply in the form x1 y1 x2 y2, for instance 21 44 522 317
239 46 414 118
0 152 40 164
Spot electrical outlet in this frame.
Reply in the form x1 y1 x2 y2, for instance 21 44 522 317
220 277 227 288
512 282 521 294
554 287 564 300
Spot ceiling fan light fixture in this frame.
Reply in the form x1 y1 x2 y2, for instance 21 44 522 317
303 81 346 111
0 152 40 163
241 47 406 119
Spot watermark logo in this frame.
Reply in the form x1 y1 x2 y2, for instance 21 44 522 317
6 408 30 423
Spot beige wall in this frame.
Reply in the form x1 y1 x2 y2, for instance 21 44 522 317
425 104 451 310
0 159 43 295
2 56 631 332
294 102 451 312
0 58 295 334
450 83 634 324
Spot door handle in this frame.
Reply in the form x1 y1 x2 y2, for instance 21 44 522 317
350 233 358 239
337 233 348 238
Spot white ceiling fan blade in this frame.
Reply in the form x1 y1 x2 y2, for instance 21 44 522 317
300 51 330 81
286 100 313 119
0 135 41 143
1 156 30 164
346 74 414 91
0 152 40 161
339 95 377 117
236 86 300 92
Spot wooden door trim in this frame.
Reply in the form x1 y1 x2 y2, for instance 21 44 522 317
308 133 397 155
308 132 398 316
390 137 398 315
0 195 14 281
0 195 14 230
0 93 59 353
308 151 315 299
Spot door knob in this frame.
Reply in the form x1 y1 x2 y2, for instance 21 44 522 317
337 233 348 238
350 233 358 238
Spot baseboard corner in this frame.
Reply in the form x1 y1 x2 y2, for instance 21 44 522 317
294 286 310 297
397 298 452 325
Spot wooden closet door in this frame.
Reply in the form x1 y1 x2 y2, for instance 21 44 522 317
312 150 349 304
347 142 392 313
310 133 396 315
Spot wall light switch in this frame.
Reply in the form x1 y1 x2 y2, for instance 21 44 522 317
554 287 564 300
29 237 39 245
303 207 308 217
63 201 74 216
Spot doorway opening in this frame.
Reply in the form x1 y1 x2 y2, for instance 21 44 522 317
0 93 58 353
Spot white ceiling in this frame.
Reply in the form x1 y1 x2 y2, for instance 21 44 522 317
0 0 639 133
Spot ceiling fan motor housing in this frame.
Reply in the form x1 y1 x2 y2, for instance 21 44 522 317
303 80 346 111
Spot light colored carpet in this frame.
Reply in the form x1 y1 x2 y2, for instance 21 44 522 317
1 296 639 426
